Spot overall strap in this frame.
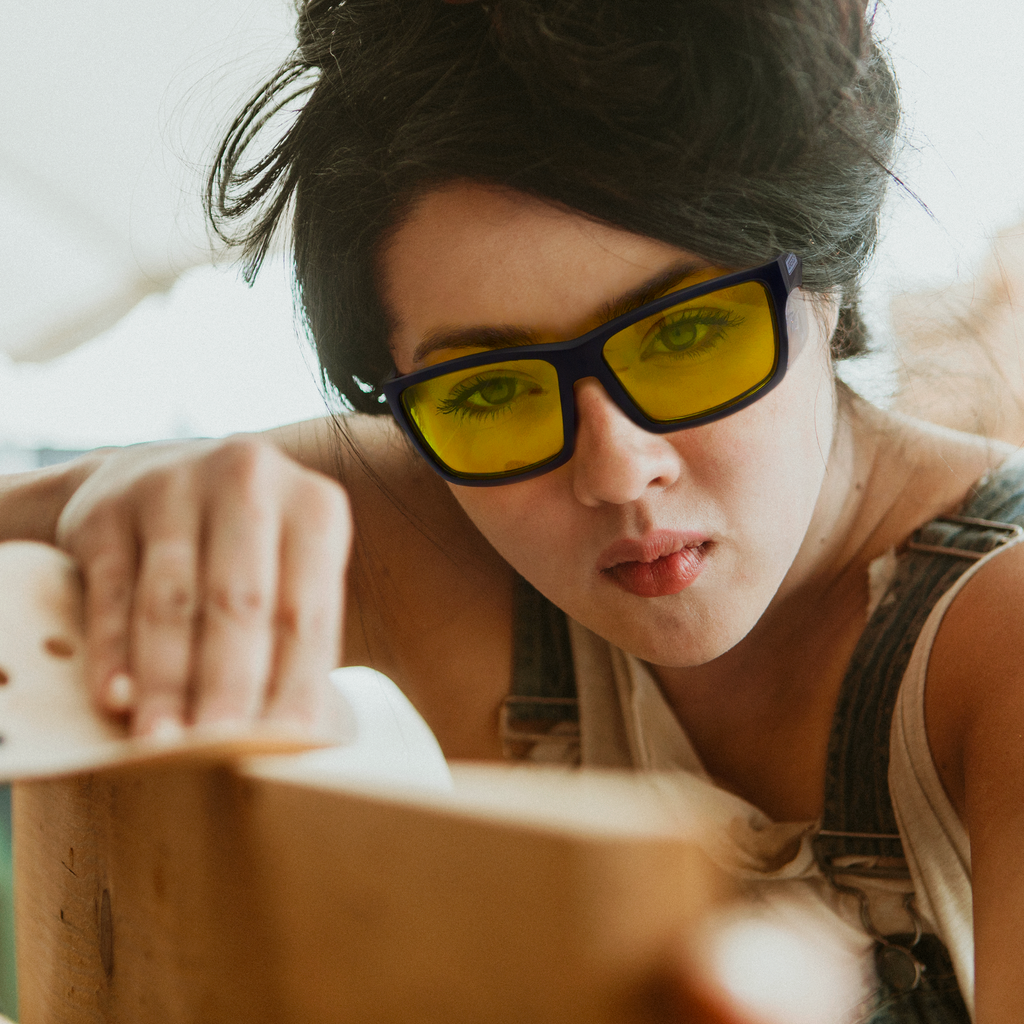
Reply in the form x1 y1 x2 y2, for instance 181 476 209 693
814 513 1024 873
501 574 580 762
813 461 1024 1012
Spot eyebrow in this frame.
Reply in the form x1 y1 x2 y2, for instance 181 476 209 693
594 259 712 323
411 258 712 364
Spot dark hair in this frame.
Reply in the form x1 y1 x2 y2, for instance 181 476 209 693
208 0 899 415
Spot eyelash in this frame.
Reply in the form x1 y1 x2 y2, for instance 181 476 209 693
640 307 744 356
437 373 530 421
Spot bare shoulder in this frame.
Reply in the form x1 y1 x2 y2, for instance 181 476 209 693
925 533 1024 1021
925 536 1024 826
868 407 1015 521
843 401 1014 565
269 414 516 758
884 414 1024 823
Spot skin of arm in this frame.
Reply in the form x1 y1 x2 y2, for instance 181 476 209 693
924 540 1024 1024
0 450 108 543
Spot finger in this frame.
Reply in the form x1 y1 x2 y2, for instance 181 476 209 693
130 495 202 737
190 471 281 727
75 514 139 714
263 481 350 733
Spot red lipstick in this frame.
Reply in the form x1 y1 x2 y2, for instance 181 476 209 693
599 530 708 598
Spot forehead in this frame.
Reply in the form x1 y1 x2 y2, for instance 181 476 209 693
379 182 704 370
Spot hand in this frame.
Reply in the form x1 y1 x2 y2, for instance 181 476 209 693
55 436 352 739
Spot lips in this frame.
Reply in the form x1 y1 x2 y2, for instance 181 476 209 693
599 530 709 598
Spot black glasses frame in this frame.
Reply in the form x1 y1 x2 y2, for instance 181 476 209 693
383 253 802 486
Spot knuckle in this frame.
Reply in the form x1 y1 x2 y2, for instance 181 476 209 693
137 565 197 629
84 565 134 610
63 495 131 553
205 579 272 626
87 537 133 575
144 538 195 582
212 436 279 488
135 460 193 507
274 601 302 639
274 598 330 641
137 587 195 629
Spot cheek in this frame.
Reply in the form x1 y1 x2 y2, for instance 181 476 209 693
714 336 836 522
447 481 562 574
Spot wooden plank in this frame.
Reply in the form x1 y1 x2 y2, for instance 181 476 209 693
14 764 725 1024
14 766 280 1024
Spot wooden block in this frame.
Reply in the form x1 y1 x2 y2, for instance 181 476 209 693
14 763 725 1024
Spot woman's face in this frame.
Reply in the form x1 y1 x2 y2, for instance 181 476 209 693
381 182 839 667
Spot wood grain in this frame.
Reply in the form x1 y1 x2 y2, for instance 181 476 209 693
14 764 725 1024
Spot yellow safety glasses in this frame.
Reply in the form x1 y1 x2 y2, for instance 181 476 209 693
383 254 802 485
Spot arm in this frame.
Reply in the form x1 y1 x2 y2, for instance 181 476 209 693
925 541 1024 1023
0 417 515 756
0 450 107 543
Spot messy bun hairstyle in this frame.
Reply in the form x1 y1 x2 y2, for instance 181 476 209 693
208 0 899 415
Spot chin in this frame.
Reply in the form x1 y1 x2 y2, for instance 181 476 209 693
579 597 752 669
625 634 737 670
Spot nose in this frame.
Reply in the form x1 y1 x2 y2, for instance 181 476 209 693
570 378 681 506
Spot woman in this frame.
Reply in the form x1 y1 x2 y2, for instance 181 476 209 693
3 0 1022 1020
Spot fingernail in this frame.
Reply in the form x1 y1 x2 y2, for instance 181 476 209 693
147 717 185 745
107 673 135 711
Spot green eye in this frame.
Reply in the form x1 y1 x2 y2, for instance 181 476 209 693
640 306 744 361
475 378 518 406
438 370 547 421
652 319 701 352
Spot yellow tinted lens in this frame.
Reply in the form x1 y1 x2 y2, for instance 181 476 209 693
602 280 777 422
401 359 562 477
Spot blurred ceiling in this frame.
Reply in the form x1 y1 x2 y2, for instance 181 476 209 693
0 0 294 361
2 0 1021 367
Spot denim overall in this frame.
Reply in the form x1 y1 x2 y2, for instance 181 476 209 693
502 460 1024 1022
